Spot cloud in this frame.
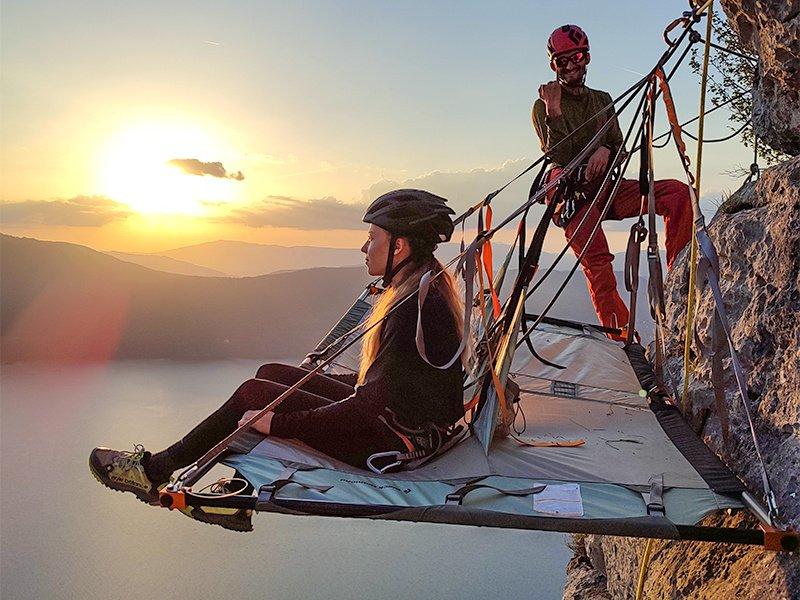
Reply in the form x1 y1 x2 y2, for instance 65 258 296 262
167 158 244 181
0 196 133 227
360 158 537 217
212 195 368 229
208 159 545 232
206 158 711 236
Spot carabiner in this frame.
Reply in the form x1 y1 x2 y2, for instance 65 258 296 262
366 451 402 474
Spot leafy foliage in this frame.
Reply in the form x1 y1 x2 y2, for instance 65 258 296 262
689 14 788 167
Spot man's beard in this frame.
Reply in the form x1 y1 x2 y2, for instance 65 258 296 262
558 65 587 88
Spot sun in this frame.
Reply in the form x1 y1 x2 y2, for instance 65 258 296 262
96 119 240 215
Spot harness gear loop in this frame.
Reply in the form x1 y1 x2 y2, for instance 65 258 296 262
367 411 466 474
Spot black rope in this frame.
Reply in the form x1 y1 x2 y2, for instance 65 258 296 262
702 38 758 62
632 88 751 152
682 118 750 143
652 130 673 148
488 75 652 336
512 30 699 313
452 72 650 229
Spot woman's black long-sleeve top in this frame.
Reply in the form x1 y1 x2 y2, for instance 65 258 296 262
270 284 464 441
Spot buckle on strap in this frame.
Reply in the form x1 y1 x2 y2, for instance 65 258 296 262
645 473 666 516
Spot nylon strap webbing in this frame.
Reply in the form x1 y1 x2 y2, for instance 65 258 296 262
654 67 780 524
445 483 547 506
646 473 665 515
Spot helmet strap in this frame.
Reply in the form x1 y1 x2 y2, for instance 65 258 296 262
381 234 397 288
381 234 418 288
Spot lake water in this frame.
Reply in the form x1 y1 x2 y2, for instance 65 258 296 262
1 360 571 599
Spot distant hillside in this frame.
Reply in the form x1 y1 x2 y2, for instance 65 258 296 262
152 239 524 277
156 240 366 277
0 234 651 362
149 239 654 280
106 251 229 277
1 235 368 361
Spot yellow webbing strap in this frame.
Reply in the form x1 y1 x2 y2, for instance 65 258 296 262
681 1 714 410
635 538 654 600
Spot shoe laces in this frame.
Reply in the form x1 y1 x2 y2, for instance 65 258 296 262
112 444 147 473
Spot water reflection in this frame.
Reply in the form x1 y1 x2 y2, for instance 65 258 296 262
1 360 570 599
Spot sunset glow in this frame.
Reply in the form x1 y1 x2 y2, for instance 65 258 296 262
96 120 240 216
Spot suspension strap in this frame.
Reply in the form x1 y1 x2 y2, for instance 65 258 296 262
624 112 648 345
654 61 781 525
709 314 732 443
478 206 502 319
415 240 477 369
516 191 566 369
644 77 667 384
301 282 381 368
624 220 647 343
470 257 511 450
695 231 780 522
682 0 713 409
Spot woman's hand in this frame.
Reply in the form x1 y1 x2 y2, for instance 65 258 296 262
239 410 274 435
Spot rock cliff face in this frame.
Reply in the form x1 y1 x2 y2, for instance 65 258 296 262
665 157 800 529
562 158 800 599
721 0 800 156
561 2 800 598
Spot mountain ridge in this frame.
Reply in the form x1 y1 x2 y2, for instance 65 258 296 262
1 234 650 362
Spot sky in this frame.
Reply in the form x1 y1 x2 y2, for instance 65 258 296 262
1 0 754 254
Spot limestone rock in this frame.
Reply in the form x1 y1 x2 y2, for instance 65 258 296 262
561 158 800 600
664 157 800 529
720 0 800 156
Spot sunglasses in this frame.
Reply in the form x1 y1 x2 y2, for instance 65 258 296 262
553 51 588 69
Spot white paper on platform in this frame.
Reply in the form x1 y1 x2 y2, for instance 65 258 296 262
533 483 584 517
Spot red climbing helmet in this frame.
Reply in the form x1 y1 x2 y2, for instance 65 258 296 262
547 24 590 59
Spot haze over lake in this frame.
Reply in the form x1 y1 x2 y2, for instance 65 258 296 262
1 360 571 600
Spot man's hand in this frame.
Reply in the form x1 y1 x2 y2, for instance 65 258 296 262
538 81 562 118
239 409 274 435
585 146 611 181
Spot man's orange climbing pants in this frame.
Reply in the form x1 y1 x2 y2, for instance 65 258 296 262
545 168 693 330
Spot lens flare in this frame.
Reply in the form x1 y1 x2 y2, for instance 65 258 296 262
96 119 240 215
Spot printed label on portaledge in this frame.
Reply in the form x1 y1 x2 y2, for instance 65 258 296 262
339 478 412 494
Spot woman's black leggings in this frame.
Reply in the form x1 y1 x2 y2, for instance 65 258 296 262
145 363 369 484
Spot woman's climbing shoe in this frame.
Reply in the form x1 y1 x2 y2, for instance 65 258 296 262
89 445 165 505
